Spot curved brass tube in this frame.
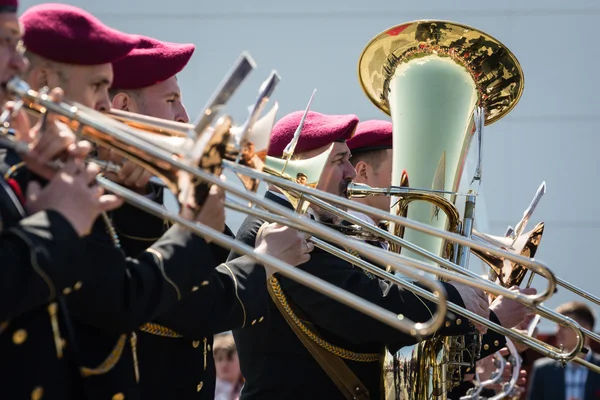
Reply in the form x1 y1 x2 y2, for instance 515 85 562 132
0 78 449 337
4 77 597 371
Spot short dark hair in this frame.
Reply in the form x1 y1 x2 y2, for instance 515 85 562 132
556 301 595 329
108 87 146 108
349 148 388 170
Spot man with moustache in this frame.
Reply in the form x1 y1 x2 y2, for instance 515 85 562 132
106 35 310 399
228 111 533 399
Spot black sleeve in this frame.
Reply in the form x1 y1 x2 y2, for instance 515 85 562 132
230 215 472 346
0 210 86 320
65 221 220 334
153 255 269 336
109 184 168 258
279 247 473 347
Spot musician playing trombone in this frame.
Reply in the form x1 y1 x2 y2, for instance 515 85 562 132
229 110 534 400
347 119 537 398
0 0 123 322
106 34 314 399
0 4 306 398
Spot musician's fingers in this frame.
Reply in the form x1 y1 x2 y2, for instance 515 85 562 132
98 194 124 212
85 163 101 184
68 141 93 160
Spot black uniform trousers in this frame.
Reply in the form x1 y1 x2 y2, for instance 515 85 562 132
228 191 507 400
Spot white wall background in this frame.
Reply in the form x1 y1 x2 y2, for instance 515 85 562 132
18 0 600 332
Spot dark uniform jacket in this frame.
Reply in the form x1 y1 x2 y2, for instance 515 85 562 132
0 149 230 399
111 200 269 400
0 176 92 400
228 191 507 400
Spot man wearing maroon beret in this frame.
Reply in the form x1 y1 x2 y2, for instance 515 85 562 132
0 4 275 399
110 34 192 123
105 34 302 400
107 34 192 256
226 110 532 399
347 119 535 399
346 119 395 226
19 3 158 195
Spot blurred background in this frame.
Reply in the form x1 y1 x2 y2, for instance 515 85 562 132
19 0 600 332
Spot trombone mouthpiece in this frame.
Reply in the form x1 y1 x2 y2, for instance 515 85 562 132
346 182 383 198
5 77 30 97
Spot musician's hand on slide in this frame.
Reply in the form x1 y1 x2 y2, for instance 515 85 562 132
96 147 152 192
179 180 226 242
26 159 123 236
21 88 86 180
255 222 314 276
449 282 489 333
490 286 537 328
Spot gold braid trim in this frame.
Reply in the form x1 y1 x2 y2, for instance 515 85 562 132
3 161 25 180
269 276 380 363
80 334 127 377
139 322 183 338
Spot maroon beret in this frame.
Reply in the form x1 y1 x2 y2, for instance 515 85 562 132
20 3 139 65
267 111 358 157
0 0 17 12
347 119 393 153
111 35 195 90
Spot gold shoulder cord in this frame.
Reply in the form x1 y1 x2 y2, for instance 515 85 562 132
139 322 183 338
80 334 127 378
269 276 380 363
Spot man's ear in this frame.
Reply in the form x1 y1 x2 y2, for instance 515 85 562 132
112 92 131 111
354 160 369 180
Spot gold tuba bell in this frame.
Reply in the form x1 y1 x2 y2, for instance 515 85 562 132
357 20 524 399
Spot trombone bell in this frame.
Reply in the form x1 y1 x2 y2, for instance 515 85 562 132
472 222 545 289
262 145 333 213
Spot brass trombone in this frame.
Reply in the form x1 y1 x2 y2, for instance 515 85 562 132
0 76 452 338
2 77 595 373
219 160 599 373
347 180 600 307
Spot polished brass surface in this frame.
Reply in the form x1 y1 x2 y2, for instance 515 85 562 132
473 222 545 290
2 77 447 337
357 20 524 125
4 68 599 391
225 161 596 371
108 109 191 138
357 19 525 399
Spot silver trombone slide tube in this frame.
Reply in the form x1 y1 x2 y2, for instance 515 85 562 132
220 162 600 364
95 177 437 336
4 78 451 335
222 161 555 305
307 194 554 304
364 244 598 371
222 201 587 368
302 197 600 347
225 199 448 338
